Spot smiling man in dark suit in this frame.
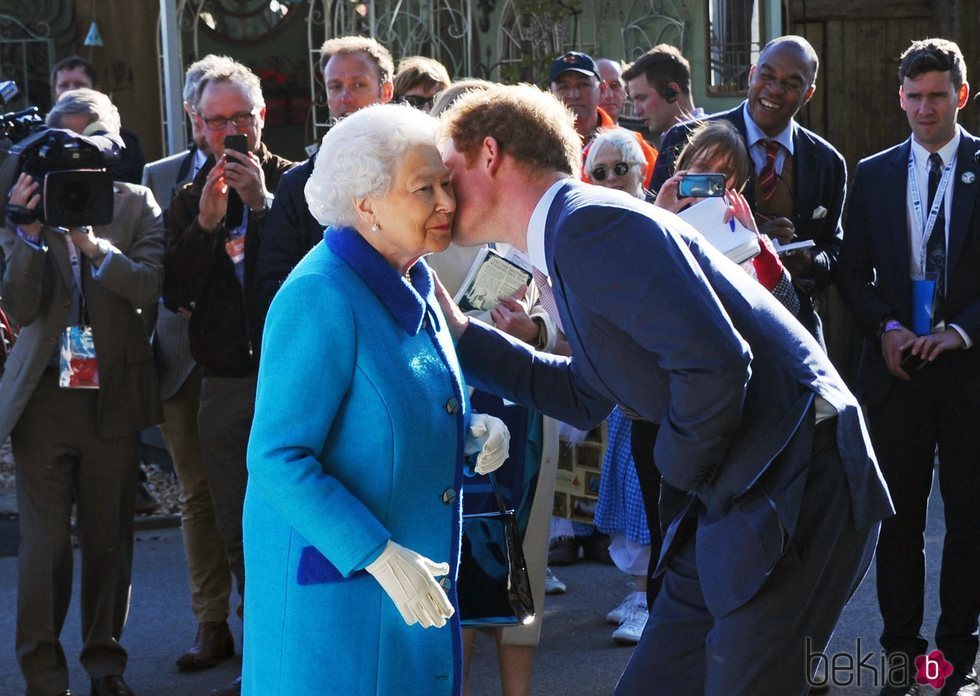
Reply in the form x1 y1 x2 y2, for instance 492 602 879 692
438 83 892 696
652 35 845 345
838 38 980 696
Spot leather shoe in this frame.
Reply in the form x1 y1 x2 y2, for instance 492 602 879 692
210 676 241 696
90 675 133 696
581 531 614 565
942 670 980 696
175 621 235 671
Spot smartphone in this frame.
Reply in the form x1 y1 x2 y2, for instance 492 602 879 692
223 134 248 229
678 173 726 198
899 346 924 374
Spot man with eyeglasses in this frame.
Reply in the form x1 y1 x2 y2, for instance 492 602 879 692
252 36 393 348
142 56 240 677
548 51 658 190
651 35 846 347
163 54 293 696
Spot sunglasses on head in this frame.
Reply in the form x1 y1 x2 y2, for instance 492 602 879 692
401 94 434 110
590 161 637 181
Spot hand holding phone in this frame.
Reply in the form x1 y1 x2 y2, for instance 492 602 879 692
223 134 248 229
899 346 924 374
678 173 726 198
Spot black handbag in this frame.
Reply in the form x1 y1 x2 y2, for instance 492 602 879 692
458 473 536 626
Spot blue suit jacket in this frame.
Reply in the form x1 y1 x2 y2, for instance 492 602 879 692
838 128 980 407
651 104 847 339
458 181 892 615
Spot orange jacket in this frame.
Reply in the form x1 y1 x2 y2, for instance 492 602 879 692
581 108 658 189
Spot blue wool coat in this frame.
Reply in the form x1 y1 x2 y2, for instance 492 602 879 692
242 227 467 695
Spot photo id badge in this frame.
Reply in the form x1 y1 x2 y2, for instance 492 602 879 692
59 325 100 389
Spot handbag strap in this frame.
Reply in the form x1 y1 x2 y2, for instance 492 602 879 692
487 472 509 515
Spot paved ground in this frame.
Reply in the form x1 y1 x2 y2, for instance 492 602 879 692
0 473 963 696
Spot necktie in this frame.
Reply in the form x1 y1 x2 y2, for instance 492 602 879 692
757 140 781 203
531 267 564 332
926 152 946 320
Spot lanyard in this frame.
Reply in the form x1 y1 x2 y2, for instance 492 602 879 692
63 235 88 324
908 152 954 275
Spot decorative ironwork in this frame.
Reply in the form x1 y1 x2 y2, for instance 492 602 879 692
490 0 580 85
0 11 58 111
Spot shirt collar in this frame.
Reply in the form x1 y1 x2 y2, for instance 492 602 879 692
325 226 433 335
527 179 568 274
742 101 795 154
910 126 961 169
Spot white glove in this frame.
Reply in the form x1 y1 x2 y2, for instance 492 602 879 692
364 540 454 628
464 413 510 475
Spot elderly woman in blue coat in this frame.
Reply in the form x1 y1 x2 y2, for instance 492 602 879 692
242 104 509 695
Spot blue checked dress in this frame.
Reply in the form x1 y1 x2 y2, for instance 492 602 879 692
594 406 650 544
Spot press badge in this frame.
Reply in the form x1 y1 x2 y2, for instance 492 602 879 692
225 234 245 265
59 325 100 389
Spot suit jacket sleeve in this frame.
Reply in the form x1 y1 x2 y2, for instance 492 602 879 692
456 319 615 430
556 206 752 489
93 186 165 309
649 123 687 193
837 162 892 337
0 228 48 327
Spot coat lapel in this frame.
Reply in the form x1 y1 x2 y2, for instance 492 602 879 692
886 140 913 299
946 132 979 276
43 229 74 290
725 106 755 201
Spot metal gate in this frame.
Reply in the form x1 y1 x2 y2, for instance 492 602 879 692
0 13 55 112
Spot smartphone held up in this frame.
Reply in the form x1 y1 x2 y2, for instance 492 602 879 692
223 133 247 229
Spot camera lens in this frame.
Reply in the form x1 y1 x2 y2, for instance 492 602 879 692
57 180 93 214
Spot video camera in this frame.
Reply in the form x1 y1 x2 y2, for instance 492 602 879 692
0 80 119 228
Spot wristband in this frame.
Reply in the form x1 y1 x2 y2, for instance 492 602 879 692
881 319 903 336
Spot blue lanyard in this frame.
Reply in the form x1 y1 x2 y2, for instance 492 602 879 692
908 152 954 275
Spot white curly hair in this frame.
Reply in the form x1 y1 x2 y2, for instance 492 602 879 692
305 103 441 228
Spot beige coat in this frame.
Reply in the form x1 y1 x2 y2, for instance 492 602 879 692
0 181 165 441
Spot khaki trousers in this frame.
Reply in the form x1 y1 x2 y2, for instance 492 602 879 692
159 365 232 624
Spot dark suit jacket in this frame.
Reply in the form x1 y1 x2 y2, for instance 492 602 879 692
251 153 324 351
837 129 980 407
651 104 847 339
457 180 892 616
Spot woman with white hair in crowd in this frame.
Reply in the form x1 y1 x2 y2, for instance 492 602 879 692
241 103 509 695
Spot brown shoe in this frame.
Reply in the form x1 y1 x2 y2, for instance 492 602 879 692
175 621 234 671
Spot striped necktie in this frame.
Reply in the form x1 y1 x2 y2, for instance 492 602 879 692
531 267 563 332
758 140 781 203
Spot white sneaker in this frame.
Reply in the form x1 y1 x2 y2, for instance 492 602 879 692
611 603 648 644
606 591 640 624
544 567 566 595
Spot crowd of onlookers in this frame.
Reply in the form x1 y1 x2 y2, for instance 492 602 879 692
0 27 977 696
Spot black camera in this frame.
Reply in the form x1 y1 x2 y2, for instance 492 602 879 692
1 88 121 228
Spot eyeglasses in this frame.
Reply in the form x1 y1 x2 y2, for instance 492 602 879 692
401 94 434 110
197 111 258 131
590 161 638 181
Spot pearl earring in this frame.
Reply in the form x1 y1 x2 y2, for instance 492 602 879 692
371 222 380 234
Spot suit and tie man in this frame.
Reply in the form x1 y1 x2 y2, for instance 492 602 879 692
142 57 239 673
0 89 164 696
437 83 893 696
622 44 703 143
252 36 393 345
652 36 846 345
838 38 980 696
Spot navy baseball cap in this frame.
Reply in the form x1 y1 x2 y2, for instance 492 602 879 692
549 52 600 83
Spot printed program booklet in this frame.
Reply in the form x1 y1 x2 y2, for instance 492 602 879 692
454 247 533 315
